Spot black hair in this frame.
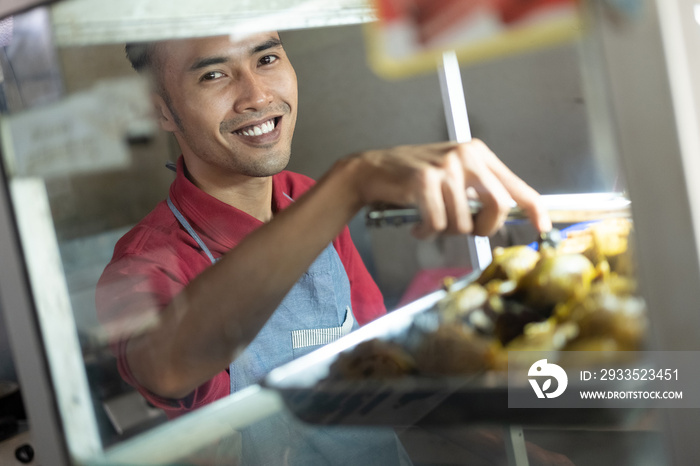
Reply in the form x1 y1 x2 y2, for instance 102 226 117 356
125 42 157 73
124 42 183 129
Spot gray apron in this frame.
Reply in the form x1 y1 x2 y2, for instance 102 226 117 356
168 196 411 466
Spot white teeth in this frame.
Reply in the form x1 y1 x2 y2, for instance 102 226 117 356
236 119 275 137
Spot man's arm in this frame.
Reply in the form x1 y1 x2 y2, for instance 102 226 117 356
125 139 551 399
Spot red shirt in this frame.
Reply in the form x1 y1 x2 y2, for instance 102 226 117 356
96 157 386 418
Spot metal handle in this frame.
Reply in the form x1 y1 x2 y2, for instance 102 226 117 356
365 193 631 228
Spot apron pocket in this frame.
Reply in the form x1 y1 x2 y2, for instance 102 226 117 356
291 307 355 359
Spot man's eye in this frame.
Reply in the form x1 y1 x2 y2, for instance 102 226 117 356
201 71 225 81
259 55 278 66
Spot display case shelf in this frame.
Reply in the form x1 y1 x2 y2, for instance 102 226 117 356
50 0 376 46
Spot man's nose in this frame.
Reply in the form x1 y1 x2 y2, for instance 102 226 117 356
233 71 273 113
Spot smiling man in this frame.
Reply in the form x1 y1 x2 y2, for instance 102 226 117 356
156 35 298 188
96 31 555 464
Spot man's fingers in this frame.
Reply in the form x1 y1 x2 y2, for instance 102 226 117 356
440 151 473 234
474 140 552 232
455 142 514 236
470 175 513 236
355 139 548 237
411 166 447 239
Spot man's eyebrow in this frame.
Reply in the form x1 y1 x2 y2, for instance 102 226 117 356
187 38 282 72
251 38 283 54
189 56 229 72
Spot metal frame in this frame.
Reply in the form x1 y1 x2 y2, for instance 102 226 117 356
0 155 69 466
0 6 72 466
6 178 103 461
437 50 493 273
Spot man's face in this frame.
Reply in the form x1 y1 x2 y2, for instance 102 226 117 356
155 33 298 181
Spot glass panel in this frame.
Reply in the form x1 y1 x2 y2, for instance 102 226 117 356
95 385 669 465
0 1 675 465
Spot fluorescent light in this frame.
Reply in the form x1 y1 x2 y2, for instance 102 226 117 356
695 3 700 25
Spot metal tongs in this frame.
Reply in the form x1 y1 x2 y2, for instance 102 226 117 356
365 192 631 228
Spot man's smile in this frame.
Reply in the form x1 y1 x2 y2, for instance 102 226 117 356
232 117 279 137
227 112 282 144
160 32 297 177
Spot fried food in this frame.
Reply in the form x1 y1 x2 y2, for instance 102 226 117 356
413 324 491 376
326 218 646 380
517 252 597 312
477 245 541 285
560 277 647 351
327 339 416 380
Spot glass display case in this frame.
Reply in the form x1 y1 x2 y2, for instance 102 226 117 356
1 0 699 465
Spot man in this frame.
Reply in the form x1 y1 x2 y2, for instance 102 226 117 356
96 31 556 463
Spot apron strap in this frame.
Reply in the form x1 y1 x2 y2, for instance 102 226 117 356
167 196 218 265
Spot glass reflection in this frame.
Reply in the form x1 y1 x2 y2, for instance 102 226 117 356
0 2 670 465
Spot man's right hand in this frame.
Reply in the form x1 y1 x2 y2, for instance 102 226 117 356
338 138 551 238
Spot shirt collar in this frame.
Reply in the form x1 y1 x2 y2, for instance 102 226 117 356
168 156 295 251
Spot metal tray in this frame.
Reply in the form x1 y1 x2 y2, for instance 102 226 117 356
263 271 644 427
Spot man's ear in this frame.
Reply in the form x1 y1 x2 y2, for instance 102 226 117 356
152 93 179 133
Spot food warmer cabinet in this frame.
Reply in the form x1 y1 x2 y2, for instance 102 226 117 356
0 0 699 465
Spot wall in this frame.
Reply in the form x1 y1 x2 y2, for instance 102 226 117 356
52 43 175 241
